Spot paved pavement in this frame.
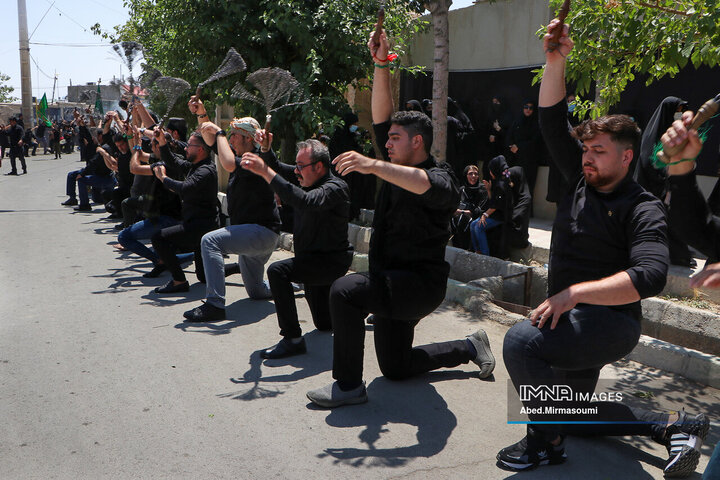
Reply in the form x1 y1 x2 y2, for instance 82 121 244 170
1 153 718 479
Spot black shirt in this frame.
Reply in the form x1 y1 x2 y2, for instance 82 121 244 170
8 124 23 146
263 149 351 257
160 145 218 225
115 150 134 189
370 121 460 280
539 100 668 315
226 151 281 233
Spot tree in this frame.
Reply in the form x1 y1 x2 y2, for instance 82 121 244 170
425 0 452 163
94 0 425 155
539 0 720 118
0 72 17 103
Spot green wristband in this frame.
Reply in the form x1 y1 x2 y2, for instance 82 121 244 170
374 63 389 69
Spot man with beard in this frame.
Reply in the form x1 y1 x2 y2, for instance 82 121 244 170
149 129 218 294
496 20 706 478
182 101 281 322
304 27 495 408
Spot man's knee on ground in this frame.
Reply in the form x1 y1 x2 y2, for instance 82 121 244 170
378 358 413 381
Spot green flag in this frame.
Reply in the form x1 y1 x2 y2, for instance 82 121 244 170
95 84 104 115
37 93 51 126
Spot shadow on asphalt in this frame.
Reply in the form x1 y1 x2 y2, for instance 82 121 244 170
313 373 468 467
218 330 334 401
174 298 276 336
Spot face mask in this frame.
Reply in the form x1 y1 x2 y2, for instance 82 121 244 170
674 112 683 121
349 125 358 133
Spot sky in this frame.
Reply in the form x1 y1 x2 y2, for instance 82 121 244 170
0 0 477 104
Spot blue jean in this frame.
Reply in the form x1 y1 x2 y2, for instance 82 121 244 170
201 224 278 307
470 216 502 255
503 305 667 441
704 443 720 479
66 169 84 199
77 175 116 207
118 216 193 265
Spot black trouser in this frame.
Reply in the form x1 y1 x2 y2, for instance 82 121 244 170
121 196 143 228
151 220 217 282
267 252 352 339
504 307 668 442
110 185 131 216
9 145 26 173
330 270 472 385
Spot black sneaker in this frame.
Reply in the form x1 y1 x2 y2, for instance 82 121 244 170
663 410 709 478
61 198 78 206
183 302 226 322
497 430 567 471
74 204 92 212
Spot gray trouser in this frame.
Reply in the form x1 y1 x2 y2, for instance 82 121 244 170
201 224 278 307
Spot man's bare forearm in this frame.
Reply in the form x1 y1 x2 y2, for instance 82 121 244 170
569 271 640 306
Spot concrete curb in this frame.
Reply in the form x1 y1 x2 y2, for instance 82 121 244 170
626 335 720 390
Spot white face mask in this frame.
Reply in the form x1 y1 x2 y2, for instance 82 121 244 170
674 112 684 121
349 125 358 133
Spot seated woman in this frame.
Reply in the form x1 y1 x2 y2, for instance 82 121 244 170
451 164 487 250
470 155 531 258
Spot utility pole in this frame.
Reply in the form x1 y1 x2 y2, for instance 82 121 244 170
51 72 57 104
17 0 33 125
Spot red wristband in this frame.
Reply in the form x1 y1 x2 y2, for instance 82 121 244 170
373 53 398 63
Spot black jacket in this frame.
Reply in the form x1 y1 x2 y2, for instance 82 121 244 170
160 149 218 226
263 149 351 258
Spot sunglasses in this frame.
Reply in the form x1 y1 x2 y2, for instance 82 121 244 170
523 105 534 109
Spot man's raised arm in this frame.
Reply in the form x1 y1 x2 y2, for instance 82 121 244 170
370 29 393 125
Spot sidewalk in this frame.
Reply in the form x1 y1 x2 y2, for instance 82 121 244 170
0 153 716 479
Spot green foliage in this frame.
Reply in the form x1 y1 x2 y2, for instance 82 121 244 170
0 72 17 103
534 0 720 119
94 0 425 153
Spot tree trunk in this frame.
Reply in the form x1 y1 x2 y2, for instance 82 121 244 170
426 0 452 163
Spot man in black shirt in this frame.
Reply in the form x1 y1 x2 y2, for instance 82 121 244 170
497 20 706 478
241 137 352 359
100 112 133 219
150 131 218 294
305 28 495 408
182 102 281 322
4 116 26 175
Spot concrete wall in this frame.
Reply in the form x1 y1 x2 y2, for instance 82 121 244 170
408 0 550 71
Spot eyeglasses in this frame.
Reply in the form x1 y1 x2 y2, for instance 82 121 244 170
467 172 479 176
294 160 319 172
186 143 203 149
523 105 534 109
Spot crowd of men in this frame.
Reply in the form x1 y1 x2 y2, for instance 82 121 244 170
46 20 717 478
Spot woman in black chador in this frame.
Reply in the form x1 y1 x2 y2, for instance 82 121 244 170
451 164 488 251
507 100 541 201
633 96 695 267
470 155 531 258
